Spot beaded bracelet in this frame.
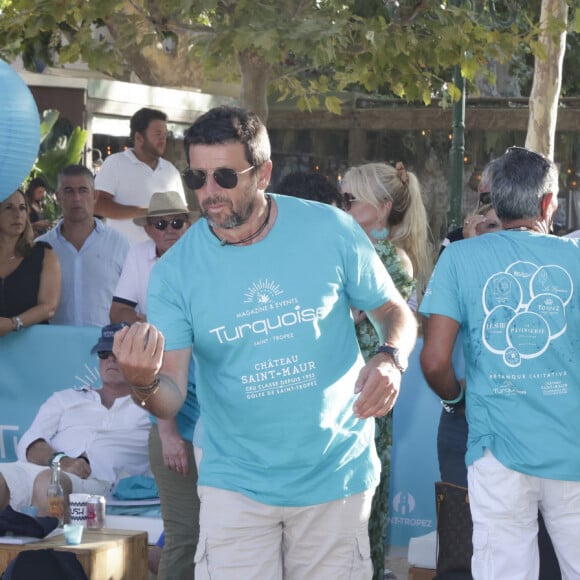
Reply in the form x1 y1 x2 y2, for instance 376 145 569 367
131 377 161 407
131 376 160 394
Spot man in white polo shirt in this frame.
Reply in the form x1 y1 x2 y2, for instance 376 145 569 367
95 108 186 244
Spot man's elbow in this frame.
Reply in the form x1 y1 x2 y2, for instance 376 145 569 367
419 347 443 380
94 191 113 216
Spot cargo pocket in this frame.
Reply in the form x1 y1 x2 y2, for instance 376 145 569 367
350 527 373 580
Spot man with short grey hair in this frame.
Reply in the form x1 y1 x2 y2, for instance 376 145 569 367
37 165 129 326
420 146 580 579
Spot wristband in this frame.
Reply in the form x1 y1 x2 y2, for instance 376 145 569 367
11 316 23 332
50 452 66 466
441 384 466 414
441 384 465 405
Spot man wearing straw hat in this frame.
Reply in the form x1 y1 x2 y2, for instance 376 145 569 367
110 191 196 325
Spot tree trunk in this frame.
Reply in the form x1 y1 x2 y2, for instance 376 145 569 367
237 50 271 123
525 0 568 160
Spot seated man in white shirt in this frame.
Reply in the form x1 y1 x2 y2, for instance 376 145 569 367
0 323 151 516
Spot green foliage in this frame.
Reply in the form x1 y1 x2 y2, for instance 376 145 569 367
32 110 89 191
0 0 576 116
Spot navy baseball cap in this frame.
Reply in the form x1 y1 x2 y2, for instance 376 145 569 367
90 322 129 354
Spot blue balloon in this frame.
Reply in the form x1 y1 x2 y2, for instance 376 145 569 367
0 61 41 202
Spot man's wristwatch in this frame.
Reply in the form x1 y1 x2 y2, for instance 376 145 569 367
375 344 408 373
11 316 23 332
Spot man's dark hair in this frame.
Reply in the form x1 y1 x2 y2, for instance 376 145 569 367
183 106 270 168
130 108 167 140
57 165 95 191
277 171 343 208
491 147 559 221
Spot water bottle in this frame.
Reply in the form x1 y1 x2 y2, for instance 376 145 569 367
47 460 65 526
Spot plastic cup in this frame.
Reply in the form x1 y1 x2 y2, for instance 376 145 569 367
68 493 91 527
19 505 39 517
64 523 84 545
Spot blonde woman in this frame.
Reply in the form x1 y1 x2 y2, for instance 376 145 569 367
341 161 432 580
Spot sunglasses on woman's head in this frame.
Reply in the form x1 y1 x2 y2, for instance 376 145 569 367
342 192 356 211
182 166 255 190
477 191 491 208
149 218 186 231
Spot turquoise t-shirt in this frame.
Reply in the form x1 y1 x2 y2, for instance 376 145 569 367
147 194 397 506
420 230 580 481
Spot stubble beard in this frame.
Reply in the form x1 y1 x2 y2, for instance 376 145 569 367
141 137 164 160
201 186 255 231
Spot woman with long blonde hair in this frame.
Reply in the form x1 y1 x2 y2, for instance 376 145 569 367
342 161 432 293
341 161 432 580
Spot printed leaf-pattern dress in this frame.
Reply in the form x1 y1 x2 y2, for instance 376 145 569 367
357 240 415 580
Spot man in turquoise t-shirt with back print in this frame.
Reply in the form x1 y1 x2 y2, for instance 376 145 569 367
421 147 580 580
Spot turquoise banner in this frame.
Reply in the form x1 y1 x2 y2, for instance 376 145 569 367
0 325 100 462
1 327 442 549
388 338 441 547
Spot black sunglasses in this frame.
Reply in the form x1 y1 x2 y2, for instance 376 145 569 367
97 351 114 360
149 218 186 231
182 166 254 190
342 192 356 211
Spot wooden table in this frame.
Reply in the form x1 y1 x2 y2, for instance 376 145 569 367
408 566 436 580
0 528 148 580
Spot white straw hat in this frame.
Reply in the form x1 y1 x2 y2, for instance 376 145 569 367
133 191 195 226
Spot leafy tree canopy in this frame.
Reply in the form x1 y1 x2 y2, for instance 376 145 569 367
0 0 578 120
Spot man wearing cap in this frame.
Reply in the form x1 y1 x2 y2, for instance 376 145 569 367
110 191 199 580
0 323 150 516
36 165 130 327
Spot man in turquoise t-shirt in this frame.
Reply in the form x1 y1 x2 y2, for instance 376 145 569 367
420 146 580 579
113 106 417 580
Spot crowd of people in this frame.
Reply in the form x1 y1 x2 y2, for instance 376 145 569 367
2 102 579 580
